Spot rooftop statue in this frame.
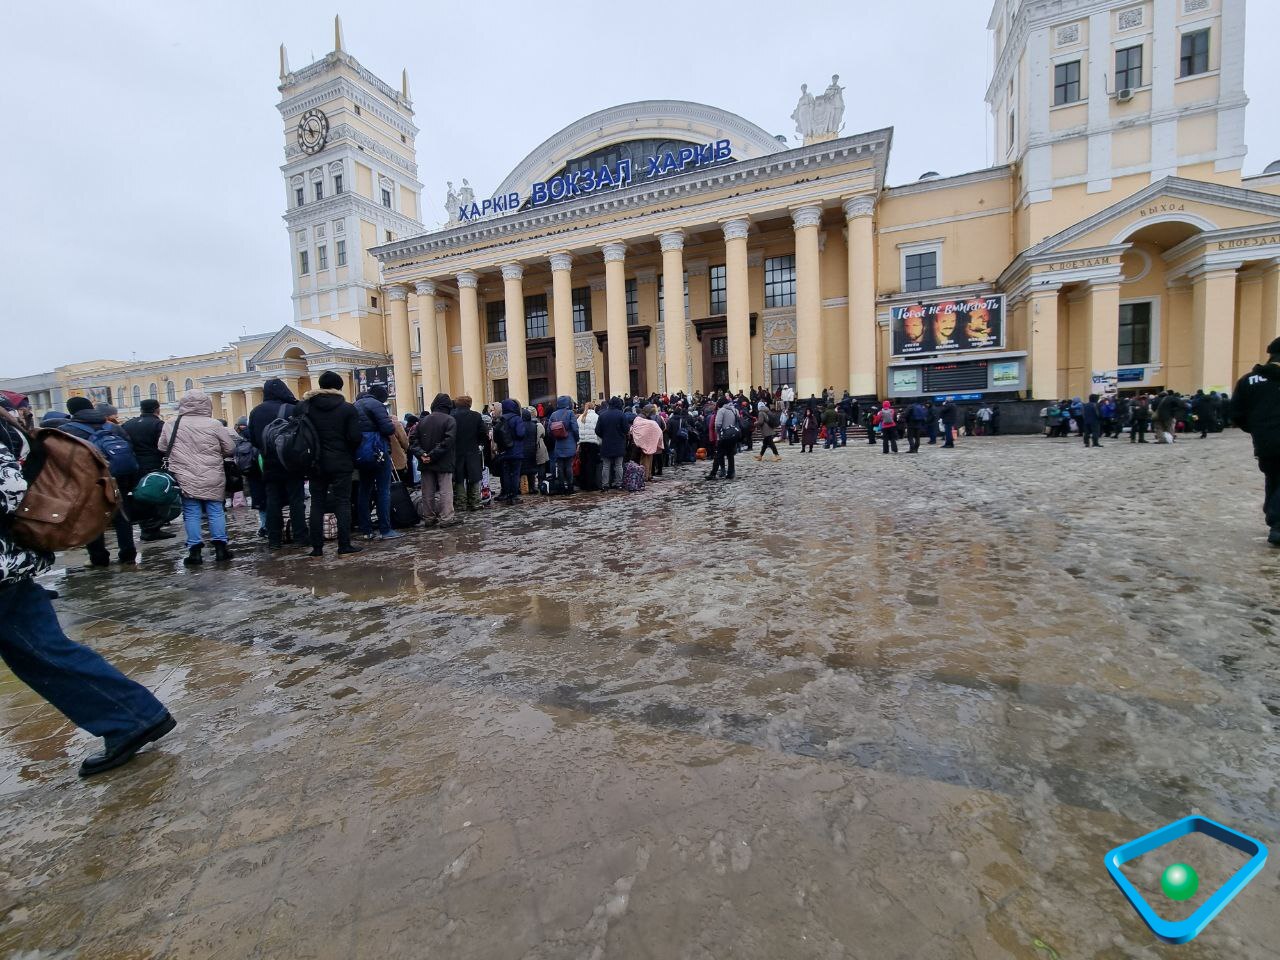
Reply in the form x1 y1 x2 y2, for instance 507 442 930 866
792 75 845 143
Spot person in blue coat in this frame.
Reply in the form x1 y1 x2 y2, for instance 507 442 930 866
594 397 628 489
496 398 527 504
1081 394 1103 448
547 396 580 493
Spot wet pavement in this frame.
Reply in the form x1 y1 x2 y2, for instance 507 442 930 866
2 431 1278 959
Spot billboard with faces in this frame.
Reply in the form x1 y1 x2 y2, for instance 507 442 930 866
891 295 1005 357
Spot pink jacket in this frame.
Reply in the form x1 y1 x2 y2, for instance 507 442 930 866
629 416 664 455
158 391 237 501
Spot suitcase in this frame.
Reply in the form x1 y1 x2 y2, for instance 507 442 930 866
622 461 645 492
388 481 420 528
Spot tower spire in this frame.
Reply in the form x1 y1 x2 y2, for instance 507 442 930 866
334 14 345 53
279 43 290 80
402 68 410 101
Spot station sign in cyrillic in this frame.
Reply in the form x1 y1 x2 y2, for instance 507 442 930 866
891 295 1005 357
456 139 734 223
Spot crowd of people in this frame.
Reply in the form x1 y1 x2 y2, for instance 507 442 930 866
1039 389 1234 446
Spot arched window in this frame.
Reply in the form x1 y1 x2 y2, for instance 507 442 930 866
132 386 140 406
166 381 176 402
184 378 194 392
118 385 126 406
149 383 158 401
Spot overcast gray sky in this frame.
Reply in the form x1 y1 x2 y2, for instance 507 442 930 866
3 1 1277 377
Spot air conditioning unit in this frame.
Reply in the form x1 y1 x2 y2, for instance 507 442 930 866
1116 87 1134 103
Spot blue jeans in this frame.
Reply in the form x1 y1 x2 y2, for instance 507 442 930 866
357 458 393 535
181 497 227 548
0 580 167 747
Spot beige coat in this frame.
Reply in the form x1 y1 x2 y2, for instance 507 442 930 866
390 420 410 472
159 391 237 501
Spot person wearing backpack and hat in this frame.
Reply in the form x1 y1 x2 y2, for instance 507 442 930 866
122 398 176 543
496 397 527 504
158 391 238 567
0 408 177 776
352 383 401 541
248 378 308 549
59 397 140 567
301 371 363 557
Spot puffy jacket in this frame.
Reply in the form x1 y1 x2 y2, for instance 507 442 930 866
595 399 628 458
547 396 579 458
411 393 457 473
389 420 411 472
303 389 361 476
0 417 54 588
248 378 300 474
158 391 237 501
354 393 395 437
578 408 600 445
122 413 165 473
1232 362 1280 460
498 398 527 462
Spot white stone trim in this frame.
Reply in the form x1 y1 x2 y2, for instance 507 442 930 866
386 285 409 302
791 206 822 230
456 271 479 289
602 243 627 263
549 252 574 272
501 263 524 281
897 238 944 291
722 219 751 241
414 280 436 296
878 206 1011 235
658 231 685 252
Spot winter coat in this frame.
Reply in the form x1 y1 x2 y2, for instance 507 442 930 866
548 396 579 458
121 412 165 473
595 400 628 458
354 393 395 437
302 388 362 476
629 416 664 455
158 391 237 501
1082 402 1101 428
390 420 411 472
451 407 487 483
59 408 138 489
1155 394 1181 424
578 408 600 445
412 394 457 474
1232 362 1280 460
499 398 527 462
941 402 958 426
0 418 53 588
248 378 300 475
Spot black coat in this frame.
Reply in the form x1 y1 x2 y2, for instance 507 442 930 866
451 408 487 483
940 402 958 426
304 390 361 476
1232 362 1280 460
249 378 300 474
595 404 628 458
411 402 457 474
122 413 165 473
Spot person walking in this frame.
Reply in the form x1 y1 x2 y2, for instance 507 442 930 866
754 402 782 461
248 378 308 549
353 383 401 541
800 405 820 453
596 397 628 490
303 371 362 557
877 401 899 454
1130 395 1150 443
1081 394 1103 448
822 403 841 449
122 398 175 543
905 400 927 453
548 395 579 493
1230 336 1280 546
450 395 487 511
158 390 238 566
412 392 459 526
1192 389 1216 439
0 409 176 775
941 399 958 448
708 398 741 480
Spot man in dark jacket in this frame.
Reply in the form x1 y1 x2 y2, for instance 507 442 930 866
595 397 628 489
412 393 459 526
122 398 175 542
248 378 307 549
60 398 139 566
450 395 487 512
304 371 362 557
1231 337 1280 546
1192 389 1216 438
905 400 927 453
353 383 400 541
1081 394 1103 448
940 400 958 448
496 397 527 504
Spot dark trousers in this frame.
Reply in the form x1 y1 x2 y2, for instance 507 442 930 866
0 580 167 747
87 505 136 564
578 443 602 489
942 425 955 447
1083 424 1101 447
554 455 575 492
882 426 899 453
906 425 922 452
264 471 307 546
500 458 522 501
309 472 354 551
710 437 736 478
356 458 392 536
759 436 780 457
1261 457 1280 529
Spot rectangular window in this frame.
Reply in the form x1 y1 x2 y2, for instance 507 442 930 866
1007 109 1015 149
486 300 506 343
525 294 549 339
492 378 508 403
385 230 393 242
370 295 378 309
298 250 309 275
334 174 344 194
710 264 728 315
336 239 347 266
295 187 305 207
1180 28 1209 77
625 278 638 326
317 245 328 270
572 286 592 332
575 371 592 404
903 251 938 293
527 357 549 404
313 181 324 202
1118 302 1152 365
1054 60 1081 105
381 188 392 208
764 255 797 308
1115 44 1143 89
769 353 797 391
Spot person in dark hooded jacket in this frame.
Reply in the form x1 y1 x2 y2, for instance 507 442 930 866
59 397 139 566
595 397 628 489
353 383 400 540
411 393 459 526
1231 336 1280 545
496 398 527 504
303 371 362 556
450 395 487 511
547 395 580 493
248 377 308 549
122 398 175 542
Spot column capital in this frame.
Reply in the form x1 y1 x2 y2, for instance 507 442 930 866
414 280 437 297
501 263 524 282
434 300 450 313
842 195 876 220
601 242 627 263
386 284 409 302
456 271 479 289
549 252 574 273
722 219 751 242
791 206 823 230
658 230 685 252
1186 261 1245 282
1027 282 1063 297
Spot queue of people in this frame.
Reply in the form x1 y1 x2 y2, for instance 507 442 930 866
1040 389 1234 445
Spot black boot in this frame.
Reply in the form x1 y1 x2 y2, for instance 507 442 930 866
212 541 233 563
183 545 203 567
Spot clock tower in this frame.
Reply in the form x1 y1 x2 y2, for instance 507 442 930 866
277 16 424 355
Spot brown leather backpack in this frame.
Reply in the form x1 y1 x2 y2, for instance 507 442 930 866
11 427 119 552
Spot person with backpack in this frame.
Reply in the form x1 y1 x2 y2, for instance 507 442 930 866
450 395 487 511
707 397 740 480
0 409 177 776
821 403 842 449
158 391 238 567
299 371 363 556
495 398 527 504
905 400 927 453
122 398 176 543
876 400 899 454
411 393 459 526
353 383 401 541
547 396 580 493
233 418 265 533
667 402 693 468
248 378 308 550
754 401 781 462
595 397 628 490
59 398 140 567
520 407 546 494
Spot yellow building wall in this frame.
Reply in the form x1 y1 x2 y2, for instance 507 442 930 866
1111 127 1151 169
1177 113 1217 156
1052 139 1088 180
355 162 373 199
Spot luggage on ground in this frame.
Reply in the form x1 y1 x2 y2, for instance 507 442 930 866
388 480 419 528
622 461 645 492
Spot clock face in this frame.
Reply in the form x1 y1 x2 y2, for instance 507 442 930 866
297 109 329 155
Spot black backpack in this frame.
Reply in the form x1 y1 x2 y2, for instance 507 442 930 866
262 401 319 473
494 415 516 452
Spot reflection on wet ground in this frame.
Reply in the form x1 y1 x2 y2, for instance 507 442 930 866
2 434 1279 958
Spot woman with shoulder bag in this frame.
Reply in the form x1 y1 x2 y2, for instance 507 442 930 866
159 391 238 566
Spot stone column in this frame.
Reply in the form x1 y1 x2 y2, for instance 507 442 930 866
502 264 528 404
415 280 440 402
792 206 823 398
722 220 751 393
281 377 301 400
386 284 412 418
843 197 876 396
1190 264 1241 392
243 386 263 415
435 300 453 395
227 390 247 424
1082 279 1122 398
457 271 485 400
207 391 223 423
549 253 576 401
1259 259 1280 357
602 243 629 397
1026 285 1062 400
659 231 689 396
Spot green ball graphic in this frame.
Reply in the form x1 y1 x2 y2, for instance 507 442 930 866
1161 863 1200 901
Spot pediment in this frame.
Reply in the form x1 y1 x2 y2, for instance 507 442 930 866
248 325 359 365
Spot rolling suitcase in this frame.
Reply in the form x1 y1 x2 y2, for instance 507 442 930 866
388 481 420 528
